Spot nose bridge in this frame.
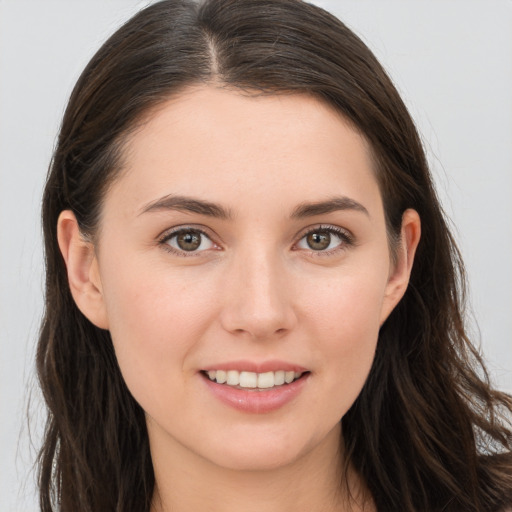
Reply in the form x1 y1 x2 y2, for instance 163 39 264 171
220 242 296 339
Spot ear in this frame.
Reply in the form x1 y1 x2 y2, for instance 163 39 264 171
57 210 109 329
380 209 421 325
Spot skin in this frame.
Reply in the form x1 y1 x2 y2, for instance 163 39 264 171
58 85 420 512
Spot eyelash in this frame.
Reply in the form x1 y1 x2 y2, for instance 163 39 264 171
158 225 354 257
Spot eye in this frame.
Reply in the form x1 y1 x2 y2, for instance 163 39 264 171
295 226 352 253
161 228 215 254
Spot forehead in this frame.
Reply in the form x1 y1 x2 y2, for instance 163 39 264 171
108 85 382 221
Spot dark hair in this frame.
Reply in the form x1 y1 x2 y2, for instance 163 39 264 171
37 0 512 510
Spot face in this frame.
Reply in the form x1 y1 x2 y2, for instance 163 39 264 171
66 86 415 473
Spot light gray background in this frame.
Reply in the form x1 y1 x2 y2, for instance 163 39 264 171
1 1 511 510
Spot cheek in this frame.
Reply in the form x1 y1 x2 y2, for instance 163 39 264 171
308 267 387 342
99 260 219 405
103 255 215 341
306 270 387 405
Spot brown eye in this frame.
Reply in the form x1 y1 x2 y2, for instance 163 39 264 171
176 231 202 251
296 226 350 254
306 232 331 250
164 229 214 254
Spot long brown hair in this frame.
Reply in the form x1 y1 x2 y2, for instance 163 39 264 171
37 1 512 510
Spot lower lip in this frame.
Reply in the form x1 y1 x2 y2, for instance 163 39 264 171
202 373 310 414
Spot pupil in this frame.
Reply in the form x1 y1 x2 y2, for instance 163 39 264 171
307 232 330 250
177 231 201 251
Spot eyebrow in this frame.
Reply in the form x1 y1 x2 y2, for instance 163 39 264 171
291 196 369 219
139 194 369 220
139 194 233 219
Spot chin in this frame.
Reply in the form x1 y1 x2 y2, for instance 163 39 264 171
195 423 340 473
207 444 304 472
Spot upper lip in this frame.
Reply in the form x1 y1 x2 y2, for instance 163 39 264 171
201 360 308 374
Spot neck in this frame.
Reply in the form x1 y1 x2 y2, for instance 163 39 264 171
149 422 372 512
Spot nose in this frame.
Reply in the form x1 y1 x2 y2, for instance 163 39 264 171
219 247 297 340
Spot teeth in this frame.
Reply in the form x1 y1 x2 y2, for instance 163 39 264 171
205 369 304 389
226 370 239 385
257 371 274 389
240 371 257 388
285 371 295 384
274 370 285 386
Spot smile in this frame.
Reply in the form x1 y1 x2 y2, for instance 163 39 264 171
204 370 305 390
202 369 310 413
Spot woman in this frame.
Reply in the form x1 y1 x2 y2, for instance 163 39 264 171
37 0 512 511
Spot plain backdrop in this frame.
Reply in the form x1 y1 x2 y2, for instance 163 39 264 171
1 1 511 510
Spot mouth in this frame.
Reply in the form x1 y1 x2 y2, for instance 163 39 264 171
201 369 309 391
200 365 311 413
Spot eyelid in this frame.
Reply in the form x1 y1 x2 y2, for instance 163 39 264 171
157 222 217 239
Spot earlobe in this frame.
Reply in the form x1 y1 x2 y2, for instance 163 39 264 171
57 210 109 329
380 209 421 325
